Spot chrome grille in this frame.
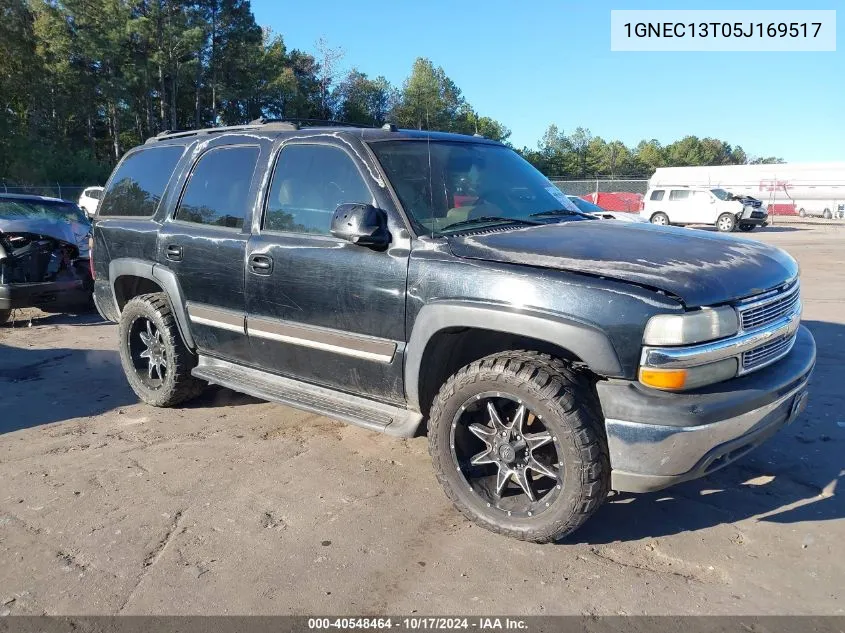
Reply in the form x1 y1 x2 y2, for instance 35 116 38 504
742 333 797 370
739 283 800 331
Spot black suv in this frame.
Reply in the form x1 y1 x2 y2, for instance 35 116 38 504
92 120 815 542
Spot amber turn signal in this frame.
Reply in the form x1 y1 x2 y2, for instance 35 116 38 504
638 367 688 390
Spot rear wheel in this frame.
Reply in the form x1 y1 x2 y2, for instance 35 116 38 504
716 213 736 232
428 351 609 543
649 212 669 226
0 309 10 325
118 292 205 407
738 224 755 232
798 208 806 218
823 209 832 219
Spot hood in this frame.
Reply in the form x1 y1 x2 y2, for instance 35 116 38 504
447 221 798 307
0 216 91 257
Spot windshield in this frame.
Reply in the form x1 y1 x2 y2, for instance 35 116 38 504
710 188 732 201
369 140 585 235
567 196 604 213
0 199 90 225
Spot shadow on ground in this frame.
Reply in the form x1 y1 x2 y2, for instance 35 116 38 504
693 225 803 234
0 343 261 434
186 384 264 408
0 342 135 434
1 310 107 328
570 319 843 544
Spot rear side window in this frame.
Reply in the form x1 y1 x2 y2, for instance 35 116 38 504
86 188 102 200
174 146 260 229
669 190 690 200
649 189 665 201
99 146 184 217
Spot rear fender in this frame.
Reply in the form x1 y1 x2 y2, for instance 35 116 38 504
108 258 195 349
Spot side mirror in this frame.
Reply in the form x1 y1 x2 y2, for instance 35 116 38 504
330 203 390 247
709 198 716 204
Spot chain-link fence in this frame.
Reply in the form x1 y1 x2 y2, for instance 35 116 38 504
550 178 649 197
551 178 649 212
0 182 97 202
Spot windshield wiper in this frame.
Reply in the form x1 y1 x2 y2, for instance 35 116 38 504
440 216 540 233
529 209 590 219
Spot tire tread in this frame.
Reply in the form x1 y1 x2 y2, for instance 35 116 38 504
118 292 204 407
428 350 609 543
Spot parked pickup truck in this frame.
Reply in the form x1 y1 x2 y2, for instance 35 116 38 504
92 120 815 542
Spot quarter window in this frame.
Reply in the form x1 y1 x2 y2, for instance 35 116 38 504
174 146 260 229
99 145 185 217
669 190 691 201
263 144 373 235
649 189 665 201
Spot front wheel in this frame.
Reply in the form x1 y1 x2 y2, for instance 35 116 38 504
798 208 806 218
823 209 832 220
0 309 10 325
738 224 755 232
649 212 669 226
716 213 737 232
428 351 609 543
118 292 205 407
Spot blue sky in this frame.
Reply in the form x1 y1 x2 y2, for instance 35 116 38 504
250 0 844 163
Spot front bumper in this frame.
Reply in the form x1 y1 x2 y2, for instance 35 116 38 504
598 325 816 493
739 208 768 225
0 279 89 310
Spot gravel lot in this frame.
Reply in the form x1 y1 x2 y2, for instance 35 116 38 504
1 223 843 616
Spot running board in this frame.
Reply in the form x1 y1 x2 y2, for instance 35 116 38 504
192 356 423 438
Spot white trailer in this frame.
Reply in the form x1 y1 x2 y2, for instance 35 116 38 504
649 163 845 218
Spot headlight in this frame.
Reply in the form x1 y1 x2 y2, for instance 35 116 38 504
639 358 738 391
643 306 738 346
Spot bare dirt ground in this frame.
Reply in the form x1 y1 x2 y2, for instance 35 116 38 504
1 224 843 616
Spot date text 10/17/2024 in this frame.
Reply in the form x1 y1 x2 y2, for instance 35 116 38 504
307 617 529 630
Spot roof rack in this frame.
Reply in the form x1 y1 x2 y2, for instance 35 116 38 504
251 117 380 129
145 121 295 144
144 117 380 144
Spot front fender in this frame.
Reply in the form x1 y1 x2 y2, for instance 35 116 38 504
404 301 622 411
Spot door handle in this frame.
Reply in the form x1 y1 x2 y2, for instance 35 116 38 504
249 254 273 274
165 244 182 261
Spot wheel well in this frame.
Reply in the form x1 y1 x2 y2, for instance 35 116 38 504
416 327 588 417
113 275 164 311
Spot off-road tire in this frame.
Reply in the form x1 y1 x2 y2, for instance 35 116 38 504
649 212 669 226
118 292 205 407
428 350 610 543
716 213 736 232
0 309 10 325
738 224 755 232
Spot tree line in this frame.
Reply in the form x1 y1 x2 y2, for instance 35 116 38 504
521 125 783 180
1 0 782 186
